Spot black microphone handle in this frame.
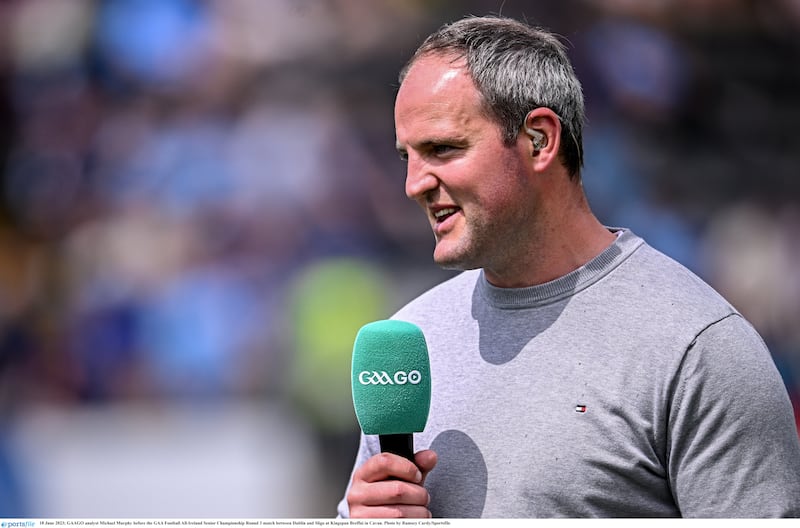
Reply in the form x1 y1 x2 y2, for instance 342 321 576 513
379 433 415 462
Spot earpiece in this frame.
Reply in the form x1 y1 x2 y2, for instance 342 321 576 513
525 127 547 151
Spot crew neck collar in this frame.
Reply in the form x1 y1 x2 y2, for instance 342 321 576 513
477 228 642 309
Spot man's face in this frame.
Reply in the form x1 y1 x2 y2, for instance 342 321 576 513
394 54 535 275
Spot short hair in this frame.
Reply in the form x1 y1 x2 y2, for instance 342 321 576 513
399 16 585 178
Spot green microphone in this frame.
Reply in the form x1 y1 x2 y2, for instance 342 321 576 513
351 320 431 461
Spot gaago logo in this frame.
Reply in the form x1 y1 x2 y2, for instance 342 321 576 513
359 370 422 385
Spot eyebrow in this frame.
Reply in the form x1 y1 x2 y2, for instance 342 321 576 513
396 136 468 152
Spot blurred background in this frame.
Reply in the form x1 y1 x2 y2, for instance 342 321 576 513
0 0 798 518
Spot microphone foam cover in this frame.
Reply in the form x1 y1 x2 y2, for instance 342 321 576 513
351 320 431 435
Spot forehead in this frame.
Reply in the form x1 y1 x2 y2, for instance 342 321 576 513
401 53 472 93
395 54 489 137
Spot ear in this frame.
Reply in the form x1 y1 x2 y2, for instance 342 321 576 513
522 108 561 170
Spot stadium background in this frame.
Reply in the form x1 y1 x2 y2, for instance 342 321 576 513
0 0 798 517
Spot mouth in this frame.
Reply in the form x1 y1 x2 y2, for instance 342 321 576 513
432 206 460 224
430 205 461 236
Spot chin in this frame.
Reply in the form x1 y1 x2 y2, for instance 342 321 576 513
433 247 479 272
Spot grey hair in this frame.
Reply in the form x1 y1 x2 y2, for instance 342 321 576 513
399 16 585 178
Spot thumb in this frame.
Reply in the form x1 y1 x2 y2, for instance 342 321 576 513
414 449 437 483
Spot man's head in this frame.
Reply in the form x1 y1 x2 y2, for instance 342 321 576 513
399 16 585 179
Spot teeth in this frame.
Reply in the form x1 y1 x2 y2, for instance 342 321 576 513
434 207 457 219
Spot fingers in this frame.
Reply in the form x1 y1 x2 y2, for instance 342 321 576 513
349 504 432 519
347 451 437 519
348 478 431 518
358 452 424 484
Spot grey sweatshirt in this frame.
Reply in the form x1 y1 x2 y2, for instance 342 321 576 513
338 229 800 517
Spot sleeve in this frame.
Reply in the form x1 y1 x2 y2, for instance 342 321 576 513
335 432 381 518
667 314 800 517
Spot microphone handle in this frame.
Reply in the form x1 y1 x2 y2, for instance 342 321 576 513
379 433 415 462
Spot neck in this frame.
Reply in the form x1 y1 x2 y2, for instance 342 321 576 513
483 184 615 289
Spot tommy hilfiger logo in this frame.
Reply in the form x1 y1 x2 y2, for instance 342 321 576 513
575 404 587 413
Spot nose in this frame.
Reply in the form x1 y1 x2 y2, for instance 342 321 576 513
405 157 439 201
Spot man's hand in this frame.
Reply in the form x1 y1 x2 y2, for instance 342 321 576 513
347 450 438 518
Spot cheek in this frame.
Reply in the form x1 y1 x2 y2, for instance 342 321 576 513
449 144 530 208
480 156 531 206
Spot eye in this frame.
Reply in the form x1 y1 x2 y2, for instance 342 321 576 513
432 144 457 157
397 149 408 162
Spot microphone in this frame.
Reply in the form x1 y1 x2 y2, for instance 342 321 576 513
351 320 431 462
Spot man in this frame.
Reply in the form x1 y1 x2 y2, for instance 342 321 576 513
337 16 800 518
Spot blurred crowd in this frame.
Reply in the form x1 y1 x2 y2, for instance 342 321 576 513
0 0 798 518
